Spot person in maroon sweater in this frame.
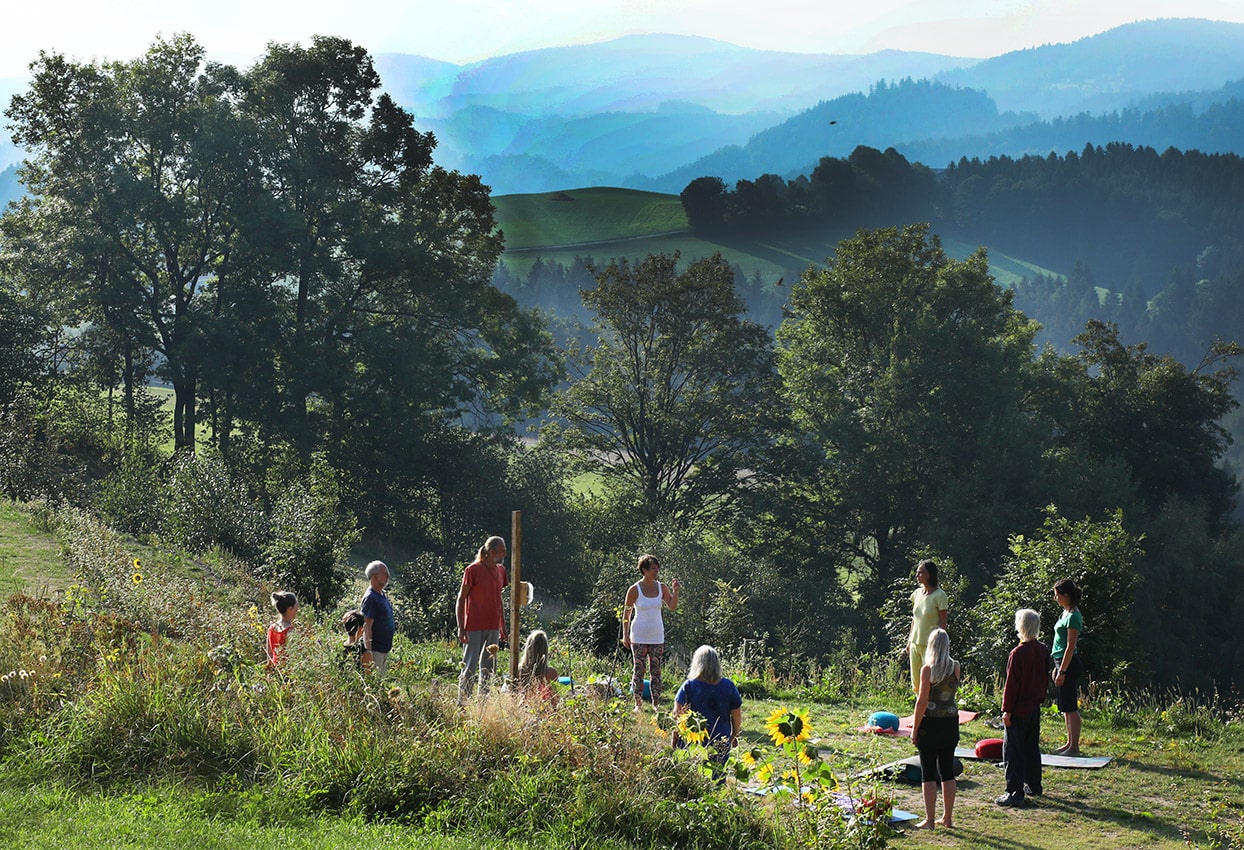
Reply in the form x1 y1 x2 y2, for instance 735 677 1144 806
997 608 1052 807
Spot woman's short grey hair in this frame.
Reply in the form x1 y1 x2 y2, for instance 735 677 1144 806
1015 608 1041 642
688 645 723 684
365 560 388 580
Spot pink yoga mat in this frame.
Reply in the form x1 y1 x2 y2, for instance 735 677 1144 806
858 709 978 734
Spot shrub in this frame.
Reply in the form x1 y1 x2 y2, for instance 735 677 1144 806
966 506 1143 683
96 449 166 536
261 455 359 610
161 453 268 562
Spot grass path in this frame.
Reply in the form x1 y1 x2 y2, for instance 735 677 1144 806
0 779 547 850
0 502 68 597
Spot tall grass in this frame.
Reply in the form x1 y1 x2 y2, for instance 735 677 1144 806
0 509 787 847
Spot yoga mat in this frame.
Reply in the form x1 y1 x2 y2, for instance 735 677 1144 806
1041 753 1111 768
858 709 978 734
953 746 1112 768
898 710 977 731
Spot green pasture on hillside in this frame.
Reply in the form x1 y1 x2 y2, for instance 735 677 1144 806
493 187 688 250
495 187 1064 288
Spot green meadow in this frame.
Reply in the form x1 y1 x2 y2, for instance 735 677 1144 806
0 500 1240 850
494 188 1062 288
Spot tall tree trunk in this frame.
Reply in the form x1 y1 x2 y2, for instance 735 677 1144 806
173 371 197 453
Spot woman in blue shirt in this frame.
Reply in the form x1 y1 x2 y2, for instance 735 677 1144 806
673 645 742 769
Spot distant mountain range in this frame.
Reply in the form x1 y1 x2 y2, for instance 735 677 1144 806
5 19 1244 199
370 18 1244 195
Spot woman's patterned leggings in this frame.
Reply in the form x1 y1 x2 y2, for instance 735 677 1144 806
630 643 664 706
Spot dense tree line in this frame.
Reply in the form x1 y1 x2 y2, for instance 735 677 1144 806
680 145 938 237
901 85 1244 187
682 141 1244 298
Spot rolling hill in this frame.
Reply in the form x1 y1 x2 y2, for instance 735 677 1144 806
935 17 1244 118
383 20 1244 194
493 187 1060 295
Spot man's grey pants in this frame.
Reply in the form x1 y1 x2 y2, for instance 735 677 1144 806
458 629 500 703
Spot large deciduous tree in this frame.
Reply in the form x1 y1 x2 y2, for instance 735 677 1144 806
554 252 776 526
1056 320 1240 524
5 35 256 451
4 35 558 469
775 224 1043 629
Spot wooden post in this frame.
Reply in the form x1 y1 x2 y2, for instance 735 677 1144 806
509 510 522 682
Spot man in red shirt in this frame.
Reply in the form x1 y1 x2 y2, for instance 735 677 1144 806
457 535 509 704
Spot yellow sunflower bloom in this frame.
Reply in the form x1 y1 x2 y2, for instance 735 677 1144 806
765 707 814 746
755 762 774 784
133 558 142 569
678 711 709 745
132 572 143 584
740 747 761 768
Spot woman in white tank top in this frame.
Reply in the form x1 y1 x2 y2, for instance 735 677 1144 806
622 553 680 711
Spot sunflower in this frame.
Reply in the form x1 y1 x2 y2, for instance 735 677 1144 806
677 711 709 746
755 762 774 784
132 572 143 585
797 743 817 765
764 707 813 746
740 747 761 768
133 558 142 569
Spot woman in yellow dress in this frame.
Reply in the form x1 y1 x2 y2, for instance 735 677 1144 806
907 559 949 692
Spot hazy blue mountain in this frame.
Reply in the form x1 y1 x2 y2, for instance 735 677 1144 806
385 35 974 119
372 54 460 118
640 79 1034 192
464 153 609 196
935 18 1244 118
898 86 1244 169
0 164 21 209
1129 76 1244 114
379 21 1244 194
424 101 783 189
376 35 977 193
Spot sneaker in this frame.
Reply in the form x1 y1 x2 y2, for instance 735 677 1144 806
995 793 1026 807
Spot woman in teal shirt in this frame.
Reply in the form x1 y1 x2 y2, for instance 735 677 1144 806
1051 578 1083 755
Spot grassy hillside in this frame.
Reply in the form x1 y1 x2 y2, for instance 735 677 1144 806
495 187 1062 288
494 187 688 250
0 503 67 597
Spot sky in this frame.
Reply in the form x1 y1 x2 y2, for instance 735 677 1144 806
4 0 1244 77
